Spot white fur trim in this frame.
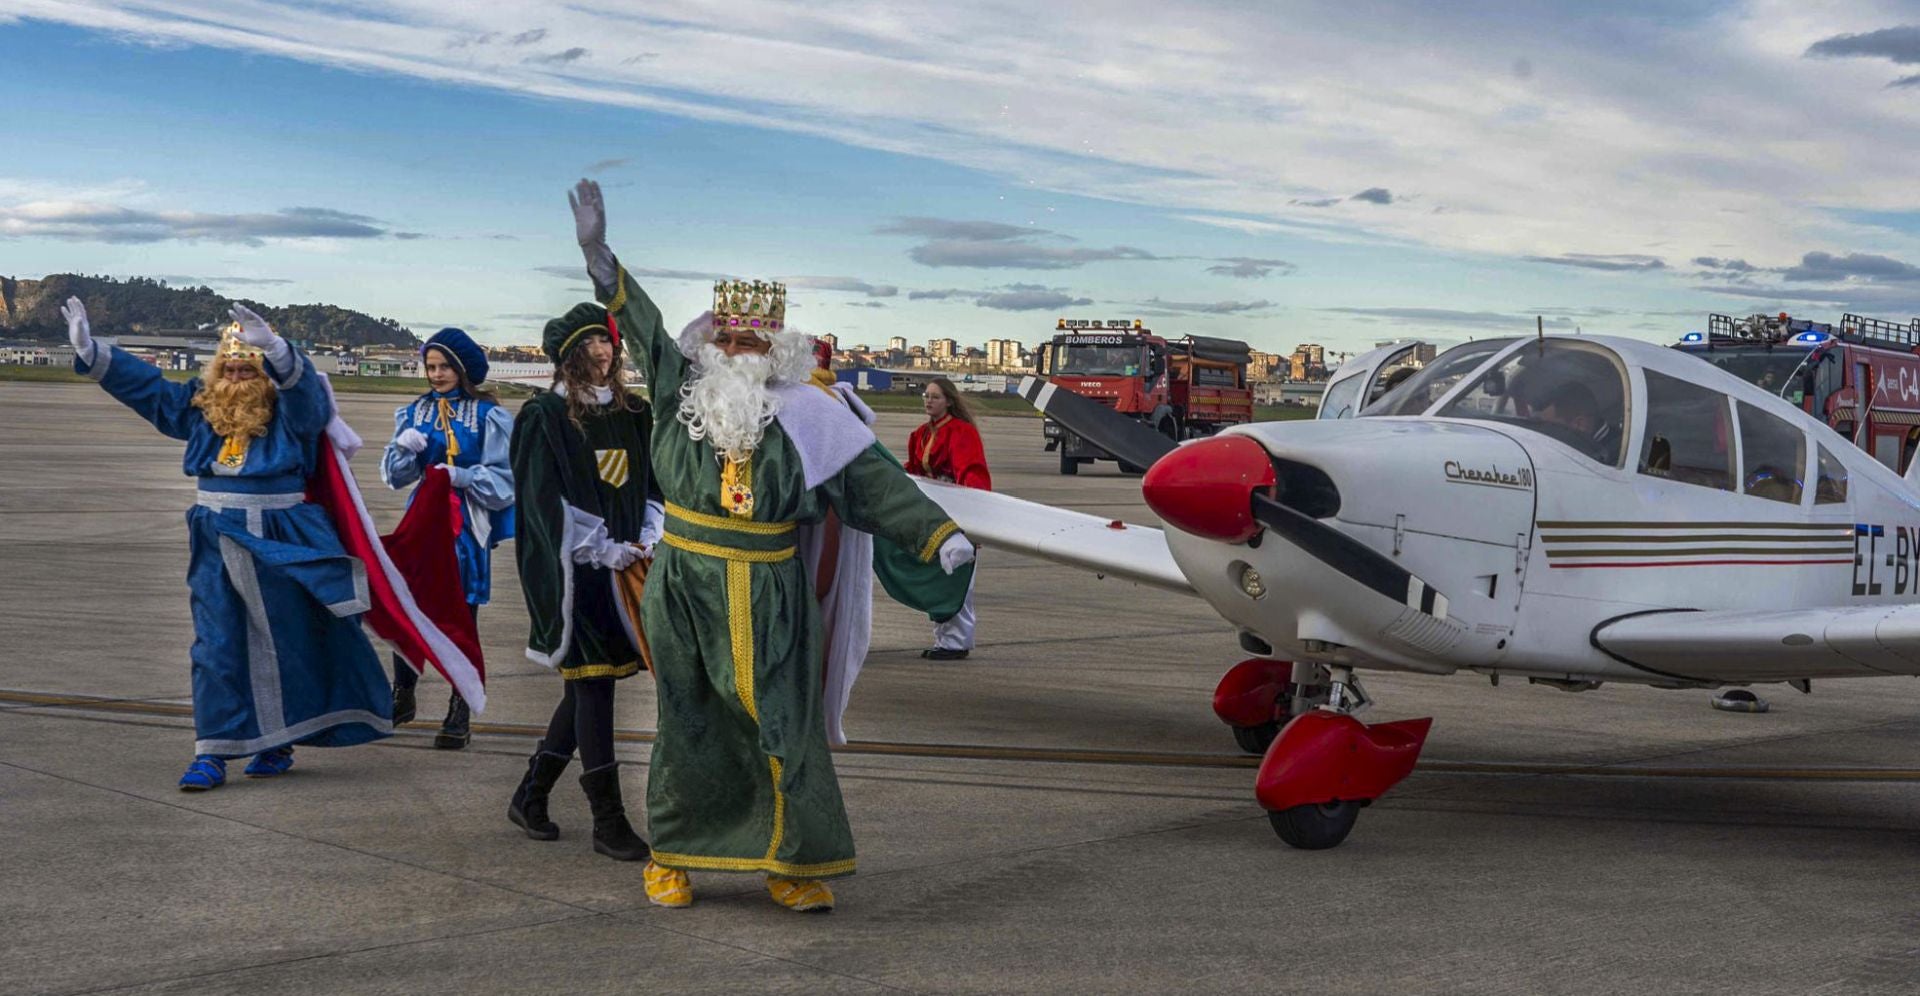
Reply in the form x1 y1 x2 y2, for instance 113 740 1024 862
327 443 487 712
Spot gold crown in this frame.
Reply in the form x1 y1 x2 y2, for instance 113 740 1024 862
217 323 265 363
712 280 786 333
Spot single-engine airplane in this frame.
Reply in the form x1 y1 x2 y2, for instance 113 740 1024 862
915 333 1920 849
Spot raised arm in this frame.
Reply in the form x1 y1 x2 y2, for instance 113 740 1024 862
823 444 972 571
64 297 202 440
231 304 330 440
571 178 688 406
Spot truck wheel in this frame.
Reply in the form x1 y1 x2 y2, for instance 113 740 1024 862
1059 453 1080 475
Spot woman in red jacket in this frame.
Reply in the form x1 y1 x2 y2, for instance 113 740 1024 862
906 377 991 659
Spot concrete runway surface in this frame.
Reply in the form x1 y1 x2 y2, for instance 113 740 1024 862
3 380 1919 995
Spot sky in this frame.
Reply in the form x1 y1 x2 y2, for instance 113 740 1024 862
5 1 1920 356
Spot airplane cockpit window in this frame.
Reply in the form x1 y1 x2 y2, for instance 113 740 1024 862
1736 401 1806 504
1362 339 1509 417
1815 444 1848 505
1432 340 1629 466
1638 370 1734 491
1317 375 1365 420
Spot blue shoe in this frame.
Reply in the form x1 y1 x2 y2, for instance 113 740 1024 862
178 755 226 792
243 746 295 778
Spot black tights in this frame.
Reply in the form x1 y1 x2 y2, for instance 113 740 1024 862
541 678 616 771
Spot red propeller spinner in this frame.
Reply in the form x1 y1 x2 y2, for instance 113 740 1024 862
1140 434 1275 543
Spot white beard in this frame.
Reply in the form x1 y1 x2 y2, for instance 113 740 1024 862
676 330 824 460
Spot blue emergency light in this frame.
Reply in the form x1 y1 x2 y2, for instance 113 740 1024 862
1795 331 1830 343
1682 332 1704 342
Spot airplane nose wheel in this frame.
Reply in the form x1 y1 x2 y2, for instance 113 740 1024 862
1268 801 1363 851
1255 667 1432 850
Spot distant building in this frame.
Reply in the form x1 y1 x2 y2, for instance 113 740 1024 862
887 336 908 353
929 338 958 360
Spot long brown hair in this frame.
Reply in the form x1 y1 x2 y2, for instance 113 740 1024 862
928 376 975 424
554 337 640 428
424 345 499 405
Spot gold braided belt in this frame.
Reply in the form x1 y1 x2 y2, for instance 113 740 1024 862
661 502 796 562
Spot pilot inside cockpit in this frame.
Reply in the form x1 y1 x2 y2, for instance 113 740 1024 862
1436 340 1629 465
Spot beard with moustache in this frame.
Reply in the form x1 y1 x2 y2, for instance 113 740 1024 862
676 330 818 461
192 357 278 439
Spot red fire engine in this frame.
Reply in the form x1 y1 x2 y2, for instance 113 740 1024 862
1675 312 1920 472
1039 318 1255 475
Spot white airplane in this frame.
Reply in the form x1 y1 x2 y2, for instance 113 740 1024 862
916 333 1920 849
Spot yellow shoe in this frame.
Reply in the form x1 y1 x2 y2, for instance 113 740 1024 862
766 876 835 913
643 861 692 908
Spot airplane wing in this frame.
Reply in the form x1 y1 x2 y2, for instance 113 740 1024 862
1591 603 1920 683
913 478 1197 596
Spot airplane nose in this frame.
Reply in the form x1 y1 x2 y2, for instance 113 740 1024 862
1142 434 1275 543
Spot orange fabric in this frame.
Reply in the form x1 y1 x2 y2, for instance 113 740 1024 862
614 559 655 674
907 415 992 490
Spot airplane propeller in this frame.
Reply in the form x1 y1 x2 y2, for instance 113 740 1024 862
1016 373 1449 622
1016 375 1177 472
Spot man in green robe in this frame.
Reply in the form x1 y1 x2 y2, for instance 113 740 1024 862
567 179 973 913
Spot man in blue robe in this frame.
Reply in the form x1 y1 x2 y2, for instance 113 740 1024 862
63 296 393 791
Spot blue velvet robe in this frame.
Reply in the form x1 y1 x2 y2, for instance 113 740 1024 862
76 344 392 758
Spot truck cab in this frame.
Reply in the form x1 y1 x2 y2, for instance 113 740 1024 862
1040 319 1254 474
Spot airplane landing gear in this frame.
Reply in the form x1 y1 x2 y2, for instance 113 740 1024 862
1212 660 1330 754
1255 667 1432 850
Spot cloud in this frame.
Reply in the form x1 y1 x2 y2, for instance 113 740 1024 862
0 201 391 245
536 264 726 281
975 288 1092 311
1322 307 1532 328
525 47 587 66
492 312 559 322
1205 257 1296 279
849 301 889 309
32 0 1920 280
875 215 1158 269
1780 251 1920 284
905 283 1092 310
780 275 898 297
584 158 629 173
1805 27 1920 65
1349 187 1393 205
1290 198 1341 208
1139 298 1275 315
1692 256 1757 272
392 231 428 240
154 275 295 287
1524 253 1667 272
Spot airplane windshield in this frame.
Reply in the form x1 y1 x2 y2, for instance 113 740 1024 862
1362 339 1510 417
1053 344 1143 376
1434 340 1630 466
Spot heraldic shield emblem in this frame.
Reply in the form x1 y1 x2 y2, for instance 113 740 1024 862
595 449 630 488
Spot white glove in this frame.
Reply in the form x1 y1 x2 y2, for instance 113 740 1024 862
595 542 642 571
938 533 975 575
230 304 276 347
61 297 94 362
395 427 430 453
230 303 290 369
568 178 617 287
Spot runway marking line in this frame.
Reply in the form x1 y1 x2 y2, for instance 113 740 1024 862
6 689 1920 781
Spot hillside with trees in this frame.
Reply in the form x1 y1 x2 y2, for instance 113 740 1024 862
0 274 416 348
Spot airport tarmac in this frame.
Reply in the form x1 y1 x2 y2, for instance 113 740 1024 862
4 379 1920 995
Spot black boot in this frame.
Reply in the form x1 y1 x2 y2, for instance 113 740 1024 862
433 691 471 750
391 658 419 726
578 763 651 862
508 743 571 841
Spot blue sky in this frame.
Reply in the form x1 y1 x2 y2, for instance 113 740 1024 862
5 2 1920 355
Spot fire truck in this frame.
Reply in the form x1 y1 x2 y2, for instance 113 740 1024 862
1038 318 1255 475
1674 311 1920 472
